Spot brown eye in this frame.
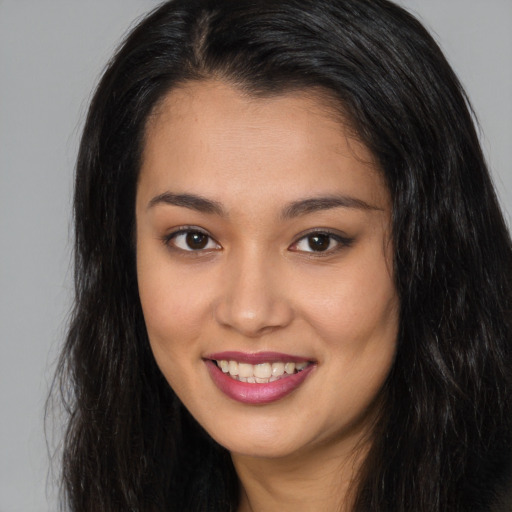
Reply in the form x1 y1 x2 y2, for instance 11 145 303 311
167 229 221 252
186 232 208 250
307 234 331 252
289 230 353 255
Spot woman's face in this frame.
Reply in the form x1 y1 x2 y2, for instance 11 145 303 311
136 80 398 460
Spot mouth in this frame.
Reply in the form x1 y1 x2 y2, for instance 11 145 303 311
204 351 316 404
214 359 311 383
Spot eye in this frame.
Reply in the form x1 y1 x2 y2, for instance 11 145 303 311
289 231 352 254
165 229 221 252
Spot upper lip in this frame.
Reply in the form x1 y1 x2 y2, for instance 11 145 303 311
205 351 314 365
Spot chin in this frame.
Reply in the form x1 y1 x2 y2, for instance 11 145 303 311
222 438 304 460
205 417 309 459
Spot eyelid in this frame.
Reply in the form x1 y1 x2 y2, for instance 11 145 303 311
162 226 221 252
288 228 354 255
161 226 352 255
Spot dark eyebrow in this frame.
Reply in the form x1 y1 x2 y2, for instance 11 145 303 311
281 195 381 219
147 192 226 216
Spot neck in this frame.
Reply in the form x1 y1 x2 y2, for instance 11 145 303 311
233 435 368 512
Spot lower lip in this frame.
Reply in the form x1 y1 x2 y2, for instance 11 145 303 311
205 360 315 405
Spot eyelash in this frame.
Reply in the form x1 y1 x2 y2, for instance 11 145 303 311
162 227 221 253
162 227 353 256
289 230 354 256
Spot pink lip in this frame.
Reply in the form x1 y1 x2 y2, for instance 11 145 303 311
204 358 316 405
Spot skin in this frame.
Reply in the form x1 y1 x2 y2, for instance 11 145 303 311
136 80 399 511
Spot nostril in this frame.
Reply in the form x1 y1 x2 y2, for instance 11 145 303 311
213 295 294 337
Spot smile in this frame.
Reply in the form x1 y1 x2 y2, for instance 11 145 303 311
215 359 310 383
205 352 316 404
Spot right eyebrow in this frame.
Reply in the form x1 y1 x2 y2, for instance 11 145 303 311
147 192 226 216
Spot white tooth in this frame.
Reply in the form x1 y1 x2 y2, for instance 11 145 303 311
254 362 272 379
296 362 308 371
239 363 253 378
272 362 285 376
269 376 279 382
255 377 269 383
228 360 239 376
239 376 248 383
285 362 296 374
247 377 256 383
219 360 229 373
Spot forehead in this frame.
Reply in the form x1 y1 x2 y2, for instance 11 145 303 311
139 80 389 211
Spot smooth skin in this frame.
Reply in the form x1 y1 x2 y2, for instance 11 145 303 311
136 80 399 511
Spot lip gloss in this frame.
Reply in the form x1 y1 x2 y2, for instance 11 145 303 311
204 356 315 405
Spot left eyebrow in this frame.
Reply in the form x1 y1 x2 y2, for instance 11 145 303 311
281 195 381 219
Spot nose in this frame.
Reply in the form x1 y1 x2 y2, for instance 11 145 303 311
214 250 294 338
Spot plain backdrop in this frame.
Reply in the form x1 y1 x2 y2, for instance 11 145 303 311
0 1 510 510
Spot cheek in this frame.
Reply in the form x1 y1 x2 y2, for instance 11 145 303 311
298 252 397 346
136 246 211 361
137 258 212 403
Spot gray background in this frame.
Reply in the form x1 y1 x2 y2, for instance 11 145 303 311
0 1 510 510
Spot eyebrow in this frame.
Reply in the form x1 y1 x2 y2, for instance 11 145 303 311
147 191 381 217
281 195 381 219
147 192 226 215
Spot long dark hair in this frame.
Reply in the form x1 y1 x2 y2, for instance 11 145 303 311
54 0 512 510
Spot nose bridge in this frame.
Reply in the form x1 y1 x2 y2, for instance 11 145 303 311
214 244 293 337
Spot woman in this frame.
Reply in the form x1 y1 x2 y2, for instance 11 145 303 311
55 0 512 510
